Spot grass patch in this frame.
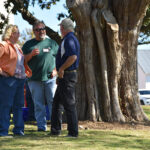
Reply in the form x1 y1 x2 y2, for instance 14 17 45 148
142 105 150 119
1 125 150 150
0 106 150 150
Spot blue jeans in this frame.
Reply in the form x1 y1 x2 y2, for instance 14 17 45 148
28 77 57 130
0 76 25 136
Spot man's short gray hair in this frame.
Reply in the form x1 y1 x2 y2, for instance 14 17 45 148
33 21 45 29
59 18 74 32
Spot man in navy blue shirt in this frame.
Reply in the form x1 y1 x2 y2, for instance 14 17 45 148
50 18 80 137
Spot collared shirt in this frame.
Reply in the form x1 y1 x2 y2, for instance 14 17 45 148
0 40 32 77
56 32 80 71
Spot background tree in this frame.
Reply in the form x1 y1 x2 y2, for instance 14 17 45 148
139 5 150 45
0 13 8 34
17 28 35 47
2 0 62 44
1 0 150 122
1 1 150 44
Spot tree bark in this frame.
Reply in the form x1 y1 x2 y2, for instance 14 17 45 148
67 0 150 122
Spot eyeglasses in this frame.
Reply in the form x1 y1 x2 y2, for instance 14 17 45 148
34 27 46 32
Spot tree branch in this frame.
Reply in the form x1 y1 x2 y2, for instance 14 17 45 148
10 0 61 44
138 41 150 45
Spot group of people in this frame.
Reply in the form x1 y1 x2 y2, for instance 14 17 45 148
0 18 80 138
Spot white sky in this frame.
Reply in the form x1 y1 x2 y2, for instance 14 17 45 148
138 44 150 50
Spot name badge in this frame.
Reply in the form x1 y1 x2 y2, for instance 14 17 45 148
43 47 51 52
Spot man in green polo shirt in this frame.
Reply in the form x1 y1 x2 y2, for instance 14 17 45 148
22 21 58 131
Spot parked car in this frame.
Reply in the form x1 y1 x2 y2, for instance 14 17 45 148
139 89 150 105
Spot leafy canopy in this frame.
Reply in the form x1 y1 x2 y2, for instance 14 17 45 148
0 0 150 44
139 5 150 45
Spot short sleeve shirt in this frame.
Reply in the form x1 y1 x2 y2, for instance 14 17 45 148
22 38 58 81
56 32 80 71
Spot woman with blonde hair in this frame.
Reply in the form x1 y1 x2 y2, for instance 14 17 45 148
0 25 32 137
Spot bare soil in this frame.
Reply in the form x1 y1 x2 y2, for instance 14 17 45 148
75 121 150 130
26 120 150 130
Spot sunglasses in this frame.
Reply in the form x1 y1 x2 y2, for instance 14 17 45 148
34 27 46 32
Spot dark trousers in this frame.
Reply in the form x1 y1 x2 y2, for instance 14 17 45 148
51 72 78 136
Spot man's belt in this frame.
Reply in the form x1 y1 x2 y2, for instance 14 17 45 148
64 70 77 73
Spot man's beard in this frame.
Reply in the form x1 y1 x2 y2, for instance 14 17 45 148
39 34 46 40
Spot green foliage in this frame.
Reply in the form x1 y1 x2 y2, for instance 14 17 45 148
0 0 15 34
31 0 60 9
0 0 62 35
29 0 73 21
57 4 73 21
0 0 150 44
0 13 8 34
139 5 150 45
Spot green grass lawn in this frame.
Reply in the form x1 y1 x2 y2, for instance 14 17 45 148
0 106 150 150
142 105 150 119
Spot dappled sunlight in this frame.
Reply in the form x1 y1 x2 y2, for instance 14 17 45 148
0 123 150 150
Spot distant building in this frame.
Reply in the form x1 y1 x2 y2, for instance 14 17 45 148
138 49 150 89
0 0 14 41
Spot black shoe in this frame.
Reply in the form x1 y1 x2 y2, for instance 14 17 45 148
49 132 60 136
50 128 61 136
65 134 78 138
38 129 46 132
14 132 24 136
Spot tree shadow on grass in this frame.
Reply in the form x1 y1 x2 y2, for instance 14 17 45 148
0 130 150 150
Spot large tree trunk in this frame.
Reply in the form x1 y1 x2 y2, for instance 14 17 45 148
6 0 150 122
67 0 150 122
